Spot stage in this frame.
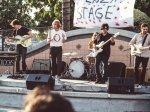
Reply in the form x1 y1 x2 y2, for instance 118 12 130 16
0 74 150 112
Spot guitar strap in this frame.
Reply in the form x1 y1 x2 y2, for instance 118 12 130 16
142 34 148 46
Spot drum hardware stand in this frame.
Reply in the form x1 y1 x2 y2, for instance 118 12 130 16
62 56 71 76
88 62 96 81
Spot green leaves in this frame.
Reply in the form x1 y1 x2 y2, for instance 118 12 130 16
0 0 35 30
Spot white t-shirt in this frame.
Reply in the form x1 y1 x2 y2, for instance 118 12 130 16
47 29 67 46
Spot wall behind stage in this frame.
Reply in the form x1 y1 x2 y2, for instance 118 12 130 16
0 35 150 79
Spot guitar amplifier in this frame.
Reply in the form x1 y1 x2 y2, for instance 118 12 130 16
107 77 134 94
125 67 148 82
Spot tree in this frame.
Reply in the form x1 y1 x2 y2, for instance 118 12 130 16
134 0 150 17
0 0 36 36
123 9 150 33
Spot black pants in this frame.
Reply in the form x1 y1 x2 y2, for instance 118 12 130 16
50 47 62 76
16 44 27 72
95 53 109 81
134 56 149 84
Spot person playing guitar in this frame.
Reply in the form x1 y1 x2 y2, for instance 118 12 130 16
129 23 150 85
93 23 115 84
86 32 99 63
6 19 33 78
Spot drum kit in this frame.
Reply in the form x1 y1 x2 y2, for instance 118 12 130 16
62 52 96 80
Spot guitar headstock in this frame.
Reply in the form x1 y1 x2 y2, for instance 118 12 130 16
114 32 120 38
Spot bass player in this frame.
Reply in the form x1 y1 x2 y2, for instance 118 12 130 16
94 23 115 84
6 19 33 78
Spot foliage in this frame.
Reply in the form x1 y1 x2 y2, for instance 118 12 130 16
0 0 35 32
124 9 150 33
134 0 150 17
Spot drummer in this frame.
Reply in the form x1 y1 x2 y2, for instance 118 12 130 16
87 32 99 57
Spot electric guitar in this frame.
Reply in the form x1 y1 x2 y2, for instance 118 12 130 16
92 32 120 57
5 35 32 47
131 44 150 55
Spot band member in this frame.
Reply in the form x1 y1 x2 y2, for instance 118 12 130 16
87 32 99 57
47 19 67 83
6 19 33 78
129 23 150 85
93 23 115 84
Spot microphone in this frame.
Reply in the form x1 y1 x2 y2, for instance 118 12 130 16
48 26 53 29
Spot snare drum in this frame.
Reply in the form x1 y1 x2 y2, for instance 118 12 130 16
70 56 83 62
87 57 95 63
69 60 89 78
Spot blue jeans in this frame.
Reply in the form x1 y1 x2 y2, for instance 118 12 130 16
16 44 27 72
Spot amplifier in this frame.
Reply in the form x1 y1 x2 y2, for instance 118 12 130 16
107 77 134 94
125 67 148 82
26 74 54 90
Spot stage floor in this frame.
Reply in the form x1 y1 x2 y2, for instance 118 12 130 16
0 74 150 112
0 74 150 93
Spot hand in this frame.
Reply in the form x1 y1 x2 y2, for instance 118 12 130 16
110 37 115 42
62 33 65 39
133 46 137 51
22 38 26 43
6 38 10 42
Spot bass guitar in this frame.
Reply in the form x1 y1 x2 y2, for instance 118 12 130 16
5 35 32 47
92 32 119 57
131 44 149 55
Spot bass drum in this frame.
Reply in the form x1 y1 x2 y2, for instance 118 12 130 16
69 60 89 78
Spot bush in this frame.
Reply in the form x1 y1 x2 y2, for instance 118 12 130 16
124 9 150 32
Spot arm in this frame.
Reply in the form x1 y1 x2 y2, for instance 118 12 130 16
47 31 53 43
129 34 137 50
23 31 33 41
62 31 67 43
110 36 115 45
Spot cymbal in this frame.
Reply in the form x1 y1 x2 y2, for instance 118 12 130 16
63 52 78 56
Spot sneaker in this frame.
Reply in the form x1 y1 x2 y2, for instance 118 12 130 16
17 75 24 78
55 75 61 83
52 76 55 80
21 71 26 74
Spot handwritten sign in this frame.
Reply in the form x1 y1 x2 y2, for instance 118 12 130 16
73 0 135 27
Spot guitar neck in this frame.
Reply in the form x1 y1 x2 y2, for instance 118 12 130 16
101 38 111 46
101 33 118 46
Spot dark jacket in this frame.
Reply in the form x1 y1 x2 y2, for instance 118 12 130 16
94 33 115 57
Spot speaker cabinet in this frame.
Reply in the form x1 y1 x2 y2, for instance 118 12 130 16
107 77 134 94
106 62 126 77
125 67 148 82
26 74 54 90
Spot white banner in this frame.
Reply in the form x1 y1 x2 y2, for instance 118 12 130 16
73 0 135 28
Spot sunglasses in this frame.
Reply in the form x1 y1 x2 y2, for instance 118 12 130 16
102 28 108 30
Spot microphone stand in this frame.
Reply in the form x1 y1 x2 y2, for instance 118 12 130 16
48 26 52 75
123 48 132 67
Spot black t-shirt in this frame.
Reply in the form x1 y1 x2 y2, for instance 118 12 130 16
94 33 115 57
13 26 29 36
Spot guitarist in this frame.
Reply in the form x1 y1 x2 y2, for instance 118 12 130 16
93 23 115 84
87 32 99 57
129 23 150 85
6 19 33 78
